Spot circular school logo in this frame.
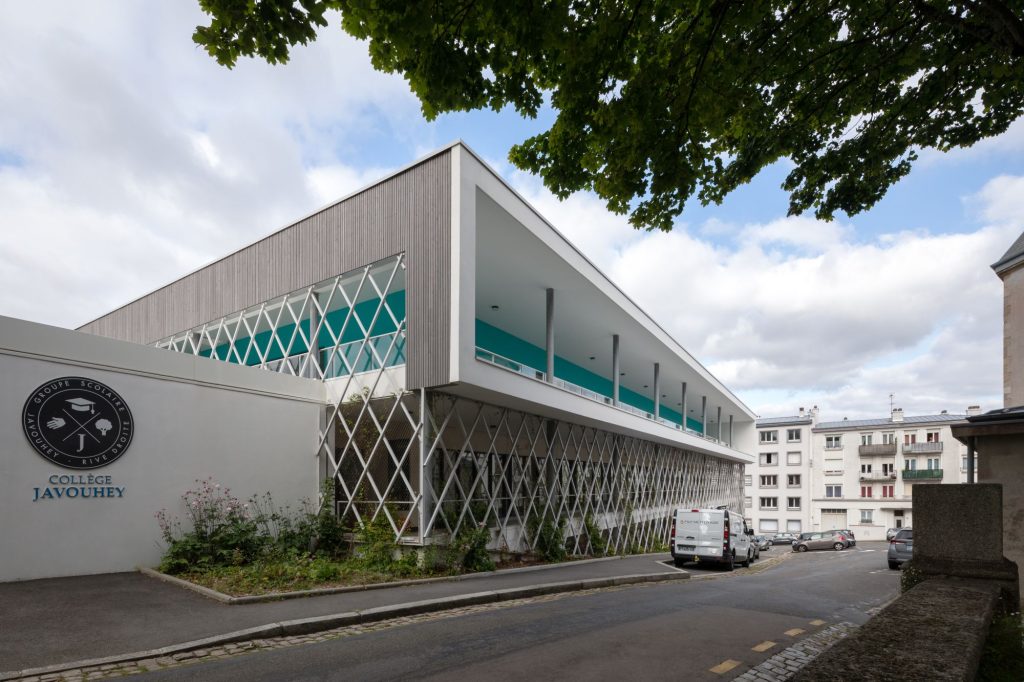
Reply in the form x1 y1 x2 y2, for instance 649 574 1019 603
22 377 134 469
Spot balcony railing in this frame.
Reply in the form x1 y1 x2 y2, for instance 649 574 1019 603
903 442 943 454
902 469 943 480
859 443 897 456
859 472 898 482
475 346 720 445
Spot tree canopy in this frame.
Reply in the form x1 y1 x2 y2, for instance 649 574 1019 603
194 0 1024 230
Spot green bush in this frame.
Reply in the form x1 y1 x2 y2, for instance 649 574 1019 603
527 511 567 562
899 560 926 593
450 523 495 572
583 514 606 557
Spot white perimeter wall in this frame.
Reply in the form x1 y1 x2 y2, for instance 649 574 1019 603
0 315 327 582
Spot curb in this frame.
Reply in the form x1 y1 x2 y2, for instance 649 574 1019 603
0 571 687 681
138 551 671 605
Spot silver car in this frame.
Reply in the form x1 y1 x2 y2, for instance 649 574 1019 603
888 527 913 569
793 530 848 552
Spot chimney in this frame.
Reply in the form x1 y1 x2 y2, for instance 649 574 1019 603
940 409 948 415
811 405 819 418
799 407 805 417
892 407 904 423
967 405 982 416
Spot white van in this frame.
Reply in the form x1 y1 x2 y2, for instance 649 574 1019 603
670 506 754 570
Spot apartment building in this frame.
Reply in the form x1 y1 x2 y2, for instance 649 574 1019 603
745 408 817 536
809 407 978 540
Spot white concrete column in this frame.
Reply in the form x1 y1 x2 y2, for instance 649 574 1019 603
717 406 722 441
729 415 734 447
612 334 620 406
701 396 707 435
653 363 660 419
681 382 688 430
545 288 555 383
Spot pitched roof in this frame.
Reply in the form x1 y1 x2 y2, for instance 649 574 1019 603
993 231 1024 275
814 414 966 431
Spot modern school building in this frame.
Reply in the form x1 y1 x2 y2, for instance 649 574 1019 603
0 143 755 581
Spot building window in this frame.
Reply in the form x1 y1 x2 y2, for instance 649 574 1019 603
787 497 801 510
744 496 752 508
860 486 873 498
962 457 978 471
760 452 777 466
882 485 894 498
786 520 802 532
760 474 778 488
825 435 842 449
882 432 896 444
760 497 778 510
786 451 801 465
861 433 873 445
904 432 917 445
882 462 895 475
744 474 752 486
861 463 872 474
760 431 779 444
787 428 801 442
826 485 842 498
860 510 873 524
905 459 917 470
926 431 940 443
824 458 843 475
927 457 940 470
760 519 779 532
787 474 801 487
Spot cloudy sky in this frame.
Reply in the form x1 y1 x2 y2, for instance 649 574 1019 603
2 2 1022 421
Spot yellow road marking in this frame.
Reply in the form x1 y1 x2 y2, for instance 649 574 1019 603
709 660 742 674
785 628 806 636
809 619 826 626
752 641 776 652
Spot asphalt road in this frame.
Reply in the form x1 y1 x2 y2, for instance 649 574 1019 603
134 542 898 681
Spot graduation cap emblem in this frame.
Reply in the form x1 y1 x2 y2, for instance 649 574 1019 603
67 397 96 414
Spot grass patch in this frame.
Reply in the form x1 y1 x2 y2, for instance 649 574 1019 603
977 612 1024 682
175 555 447 596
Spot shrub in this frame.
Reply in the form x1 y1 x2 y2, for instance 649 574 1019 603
449 523 495 572
583 514 606 557
527 511 567 562
156 478 265 574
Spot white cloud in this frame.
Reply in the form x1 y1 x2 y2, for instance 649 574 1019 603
511 173 1023 420
0 1 419 328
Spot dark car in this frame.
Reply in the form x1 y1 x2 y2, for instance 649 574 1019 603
888 528 913 569
771 533 796 545
753 535 771 551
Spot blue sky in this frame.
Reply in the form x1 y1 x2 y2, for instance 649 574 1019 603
1 2 1021 421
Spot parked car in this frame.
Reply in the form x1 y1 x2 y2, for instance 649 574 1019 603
888 528 914 569
750 538 760 561
771 533 796 545
838 529 856 547
792 530 849 552
753 535 771 551
670 507 754 570
886 528 899 541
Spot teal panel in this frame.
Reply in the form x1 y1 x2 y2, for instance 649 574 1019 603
476 319 704 434
198 290 406 369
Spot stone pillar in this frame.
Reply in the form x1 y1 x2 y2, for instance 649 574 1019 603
912 484 1019 610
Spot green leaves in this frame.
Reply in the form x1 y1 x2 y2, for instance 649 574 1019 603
194 0 1024 229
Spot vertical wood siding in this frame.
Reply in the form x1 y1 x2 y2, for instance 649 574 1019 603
78 152 452 389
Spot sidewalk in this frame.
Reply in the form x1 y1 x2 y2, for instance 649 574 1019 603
0 553 680 673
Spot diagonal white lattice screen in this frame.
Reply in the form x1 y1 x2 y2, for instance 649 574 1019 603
319 389 743 554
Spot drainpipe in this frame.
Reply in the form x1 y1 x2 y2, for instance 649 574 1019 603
653 363 660 420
